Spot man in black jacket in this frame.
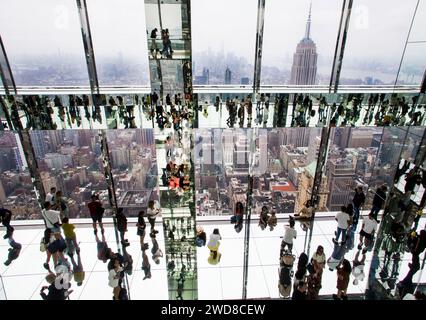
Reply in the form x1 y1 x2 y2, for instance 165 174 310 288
370 185 388 221
352 186 366 230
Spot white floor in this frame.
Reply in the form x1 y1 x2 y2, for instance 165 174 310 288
2 216 424 300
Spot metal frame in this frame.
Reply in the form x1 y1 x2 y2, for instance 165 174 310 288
252 0 266 95
76 0 100 95
394 0 421 88
0 35 17 95
329 0 353 93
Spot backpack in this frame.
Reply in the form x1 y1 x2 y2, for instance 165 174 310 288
119 287 129 300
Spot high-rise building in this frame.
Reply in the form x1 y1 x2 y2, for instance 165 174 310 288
290 3 318 85
30 131 47 160
225 67 232 84
240 77 249 85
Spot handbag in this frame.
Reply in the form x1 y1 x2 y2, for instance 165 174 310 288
40 238 47 252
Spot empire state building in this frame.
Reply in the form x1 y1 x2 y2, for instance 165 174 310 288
290 3 318 85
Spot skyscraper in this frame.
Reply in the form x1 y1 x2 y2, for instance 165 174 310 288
290 3 318 85
225 67 232 84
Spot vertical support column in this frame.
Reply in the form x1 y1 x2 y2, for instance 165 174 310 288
144 0 197 300
242 128 256 299
305 126 332 256
329 0 353 93
252 0 266 95
98 129 131 299
76 0 100 95
4 99 47 208
0 35 17 95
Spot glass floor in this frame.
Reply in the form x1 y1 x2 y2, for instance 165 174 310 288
1 216 425 300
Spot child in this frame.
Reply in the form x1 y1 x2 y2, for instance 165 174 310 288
268 210 278 231
61 217 79 256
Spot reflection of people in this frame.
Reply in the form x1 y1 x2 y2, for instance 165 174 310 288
4 236 21 266
108 259 123 300
147 200 161 234
352 249 366 285
0 207 14 239
370 185 388 221
295 200 313 219
150 28 159 58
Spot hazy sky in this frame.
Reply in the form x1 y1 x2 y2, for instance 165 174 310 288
0 0 424 71
191 0 425 68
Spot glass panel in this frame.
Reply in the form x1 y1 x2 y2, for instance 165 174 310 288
261 0 342 85
398 42 426 86
340 0 418 85
325 127 386 212
0 0 89 86
86 0 150 87
106 129 158 217
29 130 111 219
192 0 257 85
0 131 41 219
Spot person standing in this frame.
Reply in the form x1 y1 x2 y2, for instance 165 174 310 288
42 202 61 233
207 228 222 260
108 259 123 300
358 212 378 253
311 245 326 282
87 194 105 235
45 187 56 206
115 208 129 247
136 211 147 250
333 259 352 300
61 217 80 256
0 207 14 239
281 218 297 254
370 185 388 221
147 200 161 234
333 206 351 245
352 186 365 230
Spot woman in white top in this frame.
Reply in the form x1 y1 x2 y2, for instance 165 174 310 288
108 259 123 300
312 245 326 281
147 200 162 234
207 228 221 260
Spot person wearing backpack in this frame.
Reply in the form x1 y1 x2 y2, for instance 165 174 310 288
115 208 129 247
87 194 105 235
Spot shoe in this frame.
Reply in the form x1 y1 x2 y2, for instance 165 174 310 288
3 234 10 239
357 244 363 250
332 238 338 244
94 229 98 235
341 294 348 300
43 263 49 270
362 248 368 254
4 260 11 266
332 294 341 300
341 241 346 245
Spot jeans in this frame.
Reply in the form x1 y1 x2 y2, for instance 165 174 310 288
352 206 361 230
336 227 347 242
370 205 381 220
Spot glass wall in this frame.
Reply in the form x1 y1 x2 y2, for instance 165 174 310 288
106 129 158 217
0 131 41 219
261 0 342 85
191 0 257 85
86 0 150 87
340 0 420 86
29 130 110 218
0 0 89 86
